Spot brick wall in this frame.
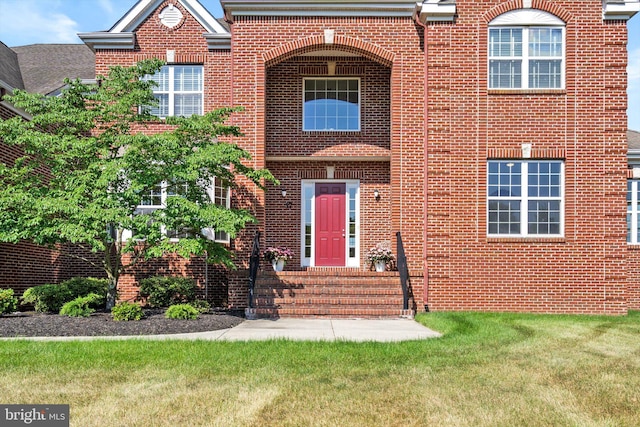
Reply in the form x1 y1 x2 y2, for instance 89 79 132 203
266 57 391 157
423 0 629 314
117 253 229 307
80 0 634 314
90 0 234 303
227 14 426 308
263 161 392 269
628 248 640 309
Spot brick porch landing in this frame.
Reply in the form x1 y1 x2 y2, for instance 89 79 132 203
247 268 414 318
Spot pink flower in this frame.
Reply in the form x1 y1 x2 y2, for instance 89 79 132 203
263 246 294 262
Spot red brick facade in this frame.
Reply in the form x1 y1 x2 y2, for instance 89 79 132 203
2 0 638 315
424 1 630 314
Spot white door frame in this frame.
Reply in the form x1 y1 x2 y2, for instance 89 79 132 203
300 179 360 267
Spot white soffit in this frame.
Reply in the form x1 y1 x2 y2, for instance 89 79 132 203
415 1 456 23
222 0 417 18
489 9 564 26
603 0 640 21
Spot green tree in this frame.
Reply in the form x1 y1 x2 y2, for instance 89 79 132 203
0 59 274 308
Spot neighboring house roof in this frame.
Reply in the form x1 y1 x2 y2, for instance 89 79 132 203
629 129 640 150
0 41 25 91
11 44 95 95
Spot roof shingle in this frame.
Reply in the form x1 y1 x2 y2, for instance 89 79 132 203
11 44 95 95
0 41 25 91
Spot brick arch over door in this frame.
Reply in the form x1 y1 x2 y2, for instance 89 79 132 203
482 0 572 24
262 34 395 68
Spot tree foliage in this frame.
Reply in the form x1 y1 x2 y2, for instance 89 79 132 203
0 59 275 308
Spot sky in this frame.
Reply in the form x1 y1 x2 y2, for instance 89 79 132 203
0 0 638 130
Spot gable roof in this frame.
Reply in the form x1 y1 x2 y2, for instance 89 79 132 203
0 41 25 92
11 44 95 95
79 0 230 51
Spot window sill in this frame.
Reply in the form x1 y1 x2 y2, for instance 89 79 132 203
487 237 565 243
627 244 640 250
488 89 566 96
302 130 361 134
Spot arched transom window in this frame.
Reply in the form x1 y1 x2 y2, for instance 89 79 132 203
488 9 565 90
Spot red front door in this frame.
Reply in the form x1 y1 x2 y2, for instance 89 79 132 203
315 183 346 266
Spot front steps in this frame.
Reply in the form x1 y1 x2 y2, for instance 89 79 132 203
246 269 413 318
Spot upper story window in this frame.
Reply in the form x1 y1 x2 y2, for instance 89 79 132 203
146 65 203 117
303 78 360 131
628 180 640 244
488 160 564 237
488 9 565 90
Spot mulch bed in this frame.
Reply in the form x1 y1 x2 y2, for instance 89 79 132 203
0 309 244 337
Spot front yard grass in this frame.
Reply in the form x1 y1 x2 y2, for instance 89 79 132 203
1 311 638 426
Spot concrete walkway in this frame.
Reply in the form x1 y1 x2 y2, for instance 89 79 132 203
4 318 441 342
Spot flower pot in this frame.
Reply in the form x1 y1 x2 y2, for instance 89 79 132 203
272 259 285 272
374 260 386 272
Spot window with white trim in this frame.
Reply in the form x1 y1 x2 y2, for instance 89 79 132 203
136 178 230 242
627 180 640 244
303 78 360 131
487 160 564 237
489 10 565 90
145 65 203 117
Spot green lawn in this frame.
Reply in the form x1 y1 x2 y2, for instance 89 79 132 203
1 311 639 426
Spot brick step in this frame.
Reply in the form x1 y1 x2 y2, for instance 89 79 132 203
255 296 404 306
248 307 414 319
251 271 408 318
255 278 400 287
255 286 402 297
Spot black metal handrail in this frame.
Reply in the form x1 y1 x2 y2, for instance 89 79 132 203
248 230 261 309
396 231 410 311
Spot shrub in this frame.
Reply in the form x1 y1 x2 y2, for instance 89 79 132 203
191 299 211 314
139 276 196 308
59 293 101 318
111 301 144 321
21 277 108 313
21 285 68 313
0 289 18 315
165 304 199 320
62 278 108 308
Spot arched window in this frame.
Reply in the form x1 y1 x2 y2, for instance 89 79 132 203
488 9 565 90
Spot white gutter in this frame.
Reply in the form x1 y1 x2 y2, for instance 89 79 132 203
603 0 640 20
415 0 456 23
222 0 418 18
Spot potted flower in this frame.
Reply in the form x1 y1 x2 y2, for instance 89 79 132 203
366 242 395 272
263 246 294 272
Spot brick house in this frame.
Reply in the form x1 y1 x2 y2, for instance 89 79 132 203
2 0 639 316
0 42 105 295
